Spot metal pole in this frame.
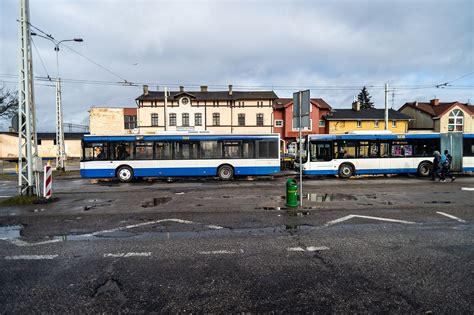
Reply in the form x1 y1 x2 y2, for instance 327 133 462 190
298 91 303 207
18 0 39 196
55 46 65 170
384 83 388 130
164 87 168 131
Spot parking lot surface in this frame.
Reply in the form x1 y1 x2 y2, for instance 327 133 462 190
1 175 473 312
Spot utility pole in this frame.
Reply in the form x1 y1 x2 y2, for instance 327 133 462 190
298 91 303 207
30 34 82 171
18 0 40 196
384 83 388 130
55 78 65 170
164 87 168 131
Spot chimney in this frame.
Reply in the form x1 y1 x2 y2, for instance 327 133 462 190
228 84 233 96
352 100 361 111
430 98 439 106
179 85 184 92
200 85 208 92
143 85 149 96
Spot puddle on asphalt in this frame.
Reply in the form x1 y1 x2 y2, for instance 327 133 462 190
286 210 310 217
141 197 172 208
0 224 314 243
0 225 22 239
306 193 357 202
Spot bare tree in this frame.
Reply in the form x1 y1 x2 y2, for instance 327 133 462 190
0 87 19 119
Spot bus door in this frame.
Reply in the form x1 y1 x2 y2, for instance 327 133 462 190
309 141 334 174
441 133 463 171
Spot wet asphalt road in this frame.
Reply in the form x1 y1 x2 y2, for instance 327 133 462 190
0 175 473 312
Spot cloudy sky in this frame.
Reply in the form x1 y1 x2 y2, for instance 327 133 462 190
1 0 473 131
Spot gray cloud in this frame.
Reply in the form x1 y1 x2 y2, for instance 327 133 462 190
1 0 473 131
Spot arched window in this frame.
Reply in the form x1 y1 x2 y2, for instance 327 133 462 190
448 109 464 132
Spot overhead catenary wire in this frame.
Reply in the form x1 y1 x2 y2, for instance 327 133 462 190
436 71 474 88
30 38 51 80
1 73 473 90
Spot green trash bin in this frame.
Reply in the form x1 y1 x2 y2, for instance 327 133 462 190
286 179 299 207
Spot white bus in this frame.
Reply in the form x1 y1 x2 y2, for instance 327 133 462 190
80 134 280 182
300 133 474 178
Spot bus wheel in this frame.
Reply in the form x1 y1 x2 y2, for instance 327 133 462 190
417 161 432 177
218 165 233 180
117 166 134 183
338 163 354 178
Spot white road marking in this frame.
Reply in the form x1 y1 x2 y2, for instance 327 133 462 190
81 218 195 237
287 246 329 252
199 250 235 255
461 187 474 191
306 246 330 251
287 247 305 252
436 212 466 223
207 225 224 230
103 252 151 258
2 218 198 247
325 214 416 226
4 254 58 260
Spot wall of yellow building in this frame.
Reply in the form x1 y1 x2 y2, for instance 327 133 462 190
328 120 409 134
89 107 127 135
0 134 82 159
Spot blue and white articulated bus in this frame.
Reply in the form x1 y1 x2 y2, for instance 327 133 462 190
299 132 474 178
80 133 280 182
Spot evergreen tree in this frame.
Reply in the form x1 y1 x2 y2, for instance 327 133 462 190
357 86 374 109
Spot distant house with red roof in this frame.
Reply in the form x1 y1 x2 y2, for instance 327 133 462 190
398 99 474 133
273 98 332 147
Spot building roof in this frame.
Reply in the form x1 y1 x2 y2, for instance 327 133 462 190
136 90 279 101
325 109 411 121
273 98 332 110
37 133 87 140
0 132 87 140
399 101 474 117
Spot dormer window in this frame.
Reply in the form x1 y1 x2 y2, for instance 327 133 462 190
448 109 463 132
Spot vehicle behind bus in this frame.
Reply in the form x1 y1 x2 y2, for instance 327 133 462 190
80 134 281 182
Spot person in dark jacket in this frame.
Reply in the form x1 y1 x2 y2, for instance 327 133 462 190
442 149 456 182
430 151 441 181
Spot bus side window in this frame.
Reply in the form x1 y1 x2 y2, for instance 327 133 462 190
379 142 389 158
84 142 108 161
155 142 173 160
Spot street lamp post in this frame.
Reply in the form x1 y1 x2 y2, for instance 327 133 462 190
31 33 83 171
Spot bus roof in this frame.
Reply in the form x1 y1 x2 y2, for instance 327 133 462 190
83 134 280 142
307 133 443 141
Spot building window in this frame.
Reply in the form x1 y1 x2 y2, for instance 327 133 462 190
212 113 220 126
374 120 379 128
357 120 362 128
124 115 137 129
274 119 283 127
238 114 246 126
182 113 189 126
169 113 177 126
318 120 326 127
392 120 397 128
195 113 202 126
256 113 264 126
151 113 159 127
448 109 464 131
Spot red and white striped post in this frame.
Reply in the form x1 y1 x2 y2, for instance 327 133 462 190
43 162 53 199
